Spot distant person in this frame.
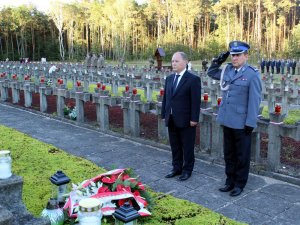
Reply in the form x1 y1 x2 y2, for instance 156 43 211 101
97 53 105 69
85 53 91 67
260 58 265 73
187 60 192 71
291 59 296 75
90 53 98 68
202 59 208 72
275 59 281 74
286 59 291 74
207 41 262 197
270 58 275 74
266 59 270 73
162 51 201 181
281 59 285 74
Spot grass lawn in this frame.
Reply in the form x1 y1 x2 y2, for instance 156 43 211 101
0 125 245 225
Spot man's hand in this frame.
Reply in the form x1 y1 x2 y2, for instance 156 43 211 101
244 126 254 135
213 51 230 65
190 121 198 127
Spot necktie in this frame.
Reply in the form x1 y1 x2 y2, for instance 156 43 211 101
235 69 238 75
172 74 180 94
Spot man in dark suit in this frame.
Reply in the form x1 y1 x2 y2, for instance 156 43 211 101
162 52 201 181
207 41 262 197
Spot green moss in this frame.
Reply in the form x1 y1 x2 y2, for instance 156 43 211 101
0 125 244 225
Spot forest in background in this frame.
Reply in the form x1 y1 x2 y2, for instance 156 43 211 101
0 0 299 63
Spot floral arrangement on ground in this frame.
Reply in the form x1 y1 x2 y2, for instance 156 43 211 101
63 168 153 223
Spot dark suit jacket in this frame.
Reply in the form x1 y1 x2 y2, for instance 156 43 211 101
161 71 201 128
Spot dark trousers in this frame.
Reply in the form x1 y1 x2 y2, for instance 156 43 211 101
168 115 196 174
276 67 280 74
223 126 251 189
271 67 274 74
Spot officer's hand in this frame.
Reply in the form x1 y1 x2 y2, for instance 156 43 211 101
213 51 230 65
244 126 254 135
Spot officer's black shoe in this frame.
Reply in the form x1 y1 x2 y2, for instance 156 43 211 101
177 173 191 181
165 170 182 178
230 187 243 197
219 184 234 192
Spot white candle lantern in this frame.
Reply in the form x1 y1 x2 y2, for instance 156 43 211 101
78 198 102 225
0 150 12 179
41 198 64 225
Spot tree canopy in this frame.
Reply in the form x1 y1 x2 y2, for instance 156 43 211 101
0 0 299 62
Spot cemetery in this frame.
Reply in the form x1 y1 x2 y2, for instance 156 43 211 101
0 0 300 224
0 60 299 179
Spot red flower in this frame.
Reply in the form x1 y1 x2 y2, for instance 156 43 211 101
133 190 140 197
122 174 130 180
97 186 109 193
118 199 132 207
116 184 125 192
137 182 145 190
102 176 116 184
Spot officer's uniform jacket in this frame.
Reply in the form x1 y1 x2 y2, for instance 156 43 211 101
207 62 262 129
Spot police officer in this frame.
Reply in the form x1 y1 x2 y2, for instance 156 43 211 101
270 58 276 74
275 59 281 74
260 58 265 73
281 59 285 74
266 58 271 73
207 41 262 197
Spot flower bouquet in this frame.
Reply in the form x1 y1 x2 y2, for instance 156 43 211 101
63 104 77 120
63 168 152 220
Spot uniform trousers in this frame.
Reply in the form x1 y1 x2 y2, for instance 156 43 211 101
223 126 251 189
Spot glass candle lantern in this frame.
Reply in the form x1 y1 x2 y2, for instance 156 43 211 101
0 150 12 179
78 198 102 225
41 198 64 225
49 170 70 204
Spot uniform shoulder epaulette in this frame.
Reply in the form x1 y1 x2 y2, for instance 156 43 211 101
248 65 259 72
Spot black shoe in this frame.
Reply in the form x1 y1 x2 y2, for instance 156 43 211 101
177 173 191 181
165 170 182 178
230 187 243 197
219 184 234 192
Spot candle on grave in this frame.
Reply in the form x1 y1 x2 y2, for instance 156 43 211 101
0 150 12 179
132 88 137 95
217 97 222 106
203 93 208 101
160 88 164 96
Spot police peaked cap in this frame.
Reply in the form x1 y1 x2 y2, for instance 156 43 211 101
229 41 250 54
